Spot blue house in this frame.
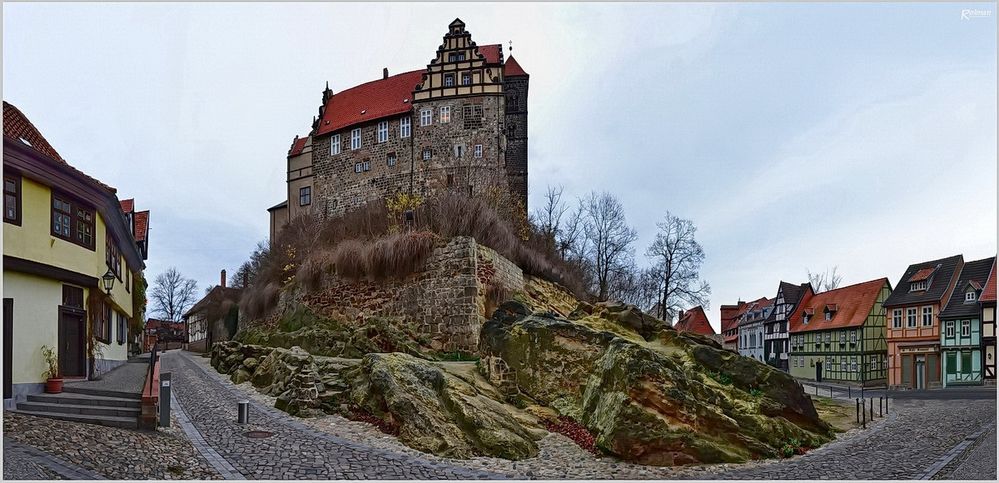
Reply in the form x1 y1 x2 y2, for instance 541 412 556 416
940 256 995 387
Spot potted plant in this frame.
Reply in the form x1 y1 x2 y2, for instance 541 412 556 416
40 345 63 393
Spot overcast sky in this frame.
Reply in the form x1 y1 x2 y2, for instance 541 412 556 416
4 3 996 331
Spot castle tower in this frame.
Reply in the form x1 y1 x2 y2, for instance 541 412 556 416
503 56 529 209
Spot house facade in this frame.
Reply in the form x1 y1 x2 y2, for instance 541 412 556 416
738 298 772 362
268 19 530 239
788 278 891 385
184 270 242 353
720 301 747 352
938 257 995 387
764 281 812 371
980 260 996 384
884 254 964 390
3 101 148 405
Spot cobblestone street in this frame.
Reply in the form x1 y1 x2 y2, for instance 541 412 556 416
4 349 995 480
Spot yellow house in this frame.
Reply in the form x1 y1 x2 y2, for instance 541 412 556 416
3 101 148 405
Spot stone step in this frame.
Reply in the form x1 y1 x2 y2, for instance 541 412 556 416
14 409 138 429
17 401 141 418
27 392 142 408
62 385 142 400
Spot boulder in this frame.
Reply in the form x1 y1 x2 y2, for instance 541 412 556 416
480 301 832 465
347 352 542 460
570 301 669 341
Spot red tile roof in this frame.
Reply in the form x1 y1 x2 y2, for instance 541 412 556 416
288 135 309 157
479 44 502 64
979 259 996 303
120 198 134 213
3 101 116 193
789 278 889 333
134 210 149 242
504 56 528 77
314 70 423 136
909 267 936 282
674 306 715 335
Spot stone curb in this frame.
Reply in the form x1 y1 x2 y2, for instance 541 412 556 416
3 437 106 480
170 391 246 480
914 418 996 480
174 350 507 480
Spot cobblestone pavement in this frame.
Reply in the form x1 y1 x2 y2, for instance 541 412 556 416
698 398 997 480
3 439 66 480
163 350 502 479
65 357 149 395
933 424 997 480
3 411 221 479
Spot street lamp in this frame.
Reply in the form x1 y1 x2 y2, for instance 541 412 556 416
102 269 116 295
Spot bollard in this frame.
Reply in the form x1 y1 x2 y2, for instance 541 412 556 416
159 372 171 427
856 398 860 423
879 397 883 417
886 396 889 414
848 386 851 398
862 399 866 428
870 397 874 419
237 400 250 424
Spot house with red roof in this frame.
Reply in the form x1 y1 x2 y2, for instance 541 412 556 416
268 18 530 239
980 259 997 384
674 306 715 336
788 278 892 385
720 298 765 352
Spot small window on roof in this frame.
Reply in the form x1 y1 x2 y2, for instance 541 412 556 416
966 290 977 302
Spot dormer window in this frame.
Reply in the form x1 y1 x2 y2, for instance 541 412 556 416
910 281 928 292
824 311 832 321
966 290 977 302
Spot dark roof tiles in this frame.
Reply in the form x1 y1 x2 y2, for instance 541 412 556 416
883 255 964 308
940 257 996 319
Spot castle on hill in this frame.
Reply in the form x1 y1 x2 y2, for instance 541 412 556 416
269 18 529 240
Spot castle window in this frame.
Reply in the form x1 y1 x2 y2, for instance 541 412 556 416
448 52 465 62
420 109 432 126
331 134 341 155
474 144 482 158
422 148 432 160
454 144 464 158
461 72 471 85
363 160 370 172
354 163 362 173
400 117 411 138
444 74 455 87
440 106 451 123
922 306 933 326
387 153 397 167
299 187 311 206
351 128 361 150
377 121 388 143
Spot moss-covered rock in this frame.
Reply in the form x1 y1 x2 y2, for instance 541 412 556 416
347 352 542 460
480 300 832 466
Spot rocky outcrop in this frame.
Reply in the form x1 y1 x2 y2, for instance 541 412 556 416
348 353 543 460
570 301 669 341
479 301 832 466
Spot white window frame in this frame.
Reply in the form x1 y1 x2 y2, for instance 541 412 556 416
945 321 955 338
444 73 454 87
474 144 483 158
922 306 933 327
420 109 432 126
966 291 977 302
850 330 858 343
893 309 902 328
354 162 362 173
400 117 411 138
910 281 927 292
331 134 341 155
906 308 917 328
440 106 451 124
350 128 361 150
961 320 971 337
387 153 397 167
461 72 471 85
377 121 388 143
422 148 431 160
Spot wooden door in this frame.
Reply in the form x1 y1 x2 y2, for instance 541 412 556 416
815 361 823 382
4 298 12 399
58 310 85 377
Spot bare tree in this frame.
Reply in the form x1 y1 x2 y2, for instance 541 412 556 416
150 267 198 322
807 266 843 292
580 192 638 301
613 265 660 311
557 202 586 262
231 241 270 289
531 185 569 254
645 212 711 321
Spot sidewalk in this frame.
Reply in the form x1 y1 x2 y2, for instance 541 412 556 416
797 379 888 401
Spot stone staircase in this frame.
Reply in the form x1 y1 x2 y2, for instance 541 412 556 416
16 386 141 429
14 357 150 429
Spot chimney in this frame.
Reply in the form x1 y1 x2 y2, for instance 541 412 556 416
220 269 227 288
383 68 389 80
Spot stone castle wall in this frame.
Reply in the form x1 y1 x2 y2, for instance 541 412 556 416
304 236 525 352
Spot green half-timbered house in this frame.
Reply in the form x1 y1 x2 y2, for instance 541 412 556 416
939 256 995 387
788 278 891 385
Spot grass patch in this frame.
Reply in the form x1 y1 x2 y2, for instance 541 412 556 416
811 396 862 433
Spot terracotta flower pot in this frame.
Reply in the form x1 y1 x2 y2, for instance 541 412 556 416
45 377 64 394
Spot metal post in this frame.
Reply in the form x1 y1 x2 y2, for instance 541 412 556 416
848 386 851 398
879 397 883 417
237 400 250 424
870 397 874 419
159 372 171 427
856 398 860 423
862 399 866 428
